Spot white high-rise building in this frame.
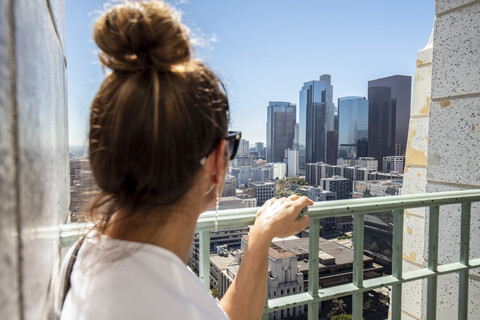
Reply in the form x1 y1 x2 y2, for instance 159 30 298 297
237 139 249 157
287 149 299 177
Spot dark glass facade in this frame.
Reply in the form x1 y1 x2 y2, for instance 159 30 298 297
266 101 296 163
338 96 369 159
367 75 411 169
299 74 334 170
326 130 338 165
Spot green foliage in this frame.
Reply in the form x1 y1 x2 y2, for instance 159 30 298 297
286 177 308 185
331 314 353 320
189 266 198 276
276 189 293 198
211 288 221 299
326 298 347 319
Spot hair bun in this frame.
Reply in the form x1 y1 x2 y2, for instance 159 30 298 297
94 1 190 72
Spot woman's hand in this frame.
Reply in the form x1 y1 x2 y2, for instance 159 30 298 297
221 195 314 320
251 194 313 242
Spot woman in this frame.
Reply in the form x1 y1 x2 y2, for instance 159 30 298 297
59 2 312 319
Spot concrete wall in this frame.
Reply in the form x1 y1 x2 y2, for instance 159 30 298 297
402 0 480 319
0 0 68 319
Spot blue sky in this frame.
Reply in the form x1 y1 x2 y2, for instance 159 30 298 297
66 0 435 146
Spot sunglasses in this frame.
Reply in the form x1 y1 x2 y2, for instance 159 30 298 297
225 131 242 160
200 131 242 165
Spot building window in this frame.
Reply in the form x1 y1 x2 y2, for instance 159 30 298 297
287 288 289 294
281 290 283 295
274 291 276 296
293 287 295 293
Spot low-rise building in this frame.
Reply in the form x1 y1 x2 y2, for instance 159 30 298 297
217 196 257 210
382 156 405 174
337 157 378 171
354 180 403 197
249 181 276 206
189 227 250 273
321 176 352 200
209 235 384 319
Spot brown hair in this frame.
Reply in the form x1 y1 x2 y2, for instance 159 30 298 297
87 1 228 232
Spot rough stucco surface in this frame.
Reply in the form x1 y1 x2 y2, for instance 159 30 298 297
423 0 480 318
431 1 480 99
426 98 480 186
425 182 480 276
0 0 68 319
0 0 20 318
435 0 479 15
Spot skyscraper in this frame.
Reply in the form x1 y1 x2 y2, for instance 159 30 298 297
338 96 369 159
237 139 250 157
266 101 296 163
299 75 335 171
255 142 264 155
367 75 411 169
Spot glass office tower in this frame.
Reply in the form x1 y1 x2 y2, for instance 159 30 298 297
338 96 369 159
367 75 411 169
266 101 296 163
299 74 334 171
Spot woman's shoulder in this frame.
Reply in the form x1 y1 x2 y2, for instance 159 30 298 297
61 235 228 320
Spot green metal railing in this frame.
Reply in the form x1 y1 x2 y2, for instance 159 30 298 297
60 190 480 320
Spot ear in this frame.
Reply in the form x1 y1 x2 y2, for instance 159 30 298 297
208 139 227 185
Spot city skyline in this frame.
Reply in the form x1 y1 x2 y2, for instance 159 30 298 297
67 0 435 146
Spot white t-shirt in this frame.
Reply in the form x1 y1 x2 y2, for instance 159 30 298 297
60 234 229 320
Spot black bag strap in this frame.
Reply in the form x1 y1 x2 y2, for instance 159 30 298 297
61 236 86 309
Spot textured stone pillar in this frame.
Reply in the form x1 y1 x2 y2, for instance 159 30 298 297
0 0 68 319
400 29 433 320
401 0 480 319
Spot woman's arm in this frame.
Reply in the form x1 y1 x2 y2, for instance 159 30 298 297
220 195 313 320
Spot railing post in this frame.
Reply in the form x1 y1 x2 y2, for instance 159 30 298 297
391 209 404 320
427 206 439 320
308 218 320 320
199 230 211 288
458 203 471 319
352 213 364 320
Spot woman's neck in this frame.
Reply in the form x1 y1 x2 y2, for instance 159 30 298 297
103 205 201 264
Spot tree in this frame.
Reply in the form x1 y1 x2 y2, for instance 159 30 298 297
276 190 293 198
211 288 221 299
327 298 347 319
